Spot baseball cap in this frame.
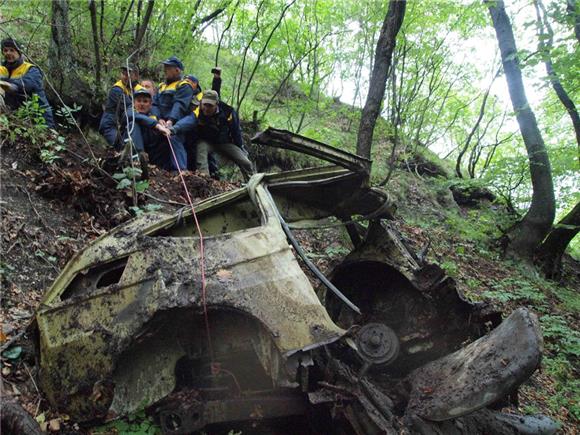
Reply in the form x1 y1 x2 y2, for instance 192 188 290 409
133 88 152 99
201 90 219 106
161 56 184 70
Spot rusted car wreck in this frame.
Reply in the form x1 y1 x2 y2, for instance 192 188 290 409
34 129 557 434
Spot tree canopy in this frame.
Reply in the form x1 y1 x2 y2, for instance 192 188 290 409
1 0 578 258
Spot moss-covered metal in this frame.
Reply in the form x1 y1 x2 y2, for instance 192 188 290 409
35 136 388 421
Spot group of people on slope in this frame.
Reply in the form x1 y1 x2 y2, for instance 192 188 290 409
0 37 254 180
98 56 254 180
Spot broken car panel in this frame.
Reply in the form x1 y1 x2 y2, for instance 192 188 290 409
35 128 556 434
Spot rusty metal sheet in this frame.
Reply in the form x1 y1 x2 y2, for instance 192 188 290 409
36 182 345 420
252 127 372 174
405 308 543 421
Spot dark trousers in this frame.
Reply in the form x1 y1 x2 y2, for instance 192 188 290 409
129 123 169 169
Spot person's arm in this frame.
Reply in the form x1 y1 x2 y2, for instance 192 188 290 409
8 65 42 94
211 67 222 95
171 112 198 135
168 82 193 124
130 111 159 129
228 109 244 149
211 76 221 95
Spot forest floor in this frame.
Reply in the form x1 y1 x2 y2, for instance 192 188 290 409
1 122 578 434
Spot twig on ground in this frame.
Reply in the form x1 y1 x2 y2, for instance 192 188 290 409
23 363 40 397
142 192 187 207
17 186 56 235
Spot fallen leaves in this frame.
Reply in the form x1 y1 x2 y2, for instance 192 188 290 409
216 268 233 282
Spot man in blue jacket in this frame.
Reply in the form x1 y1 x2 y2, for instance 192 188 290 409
183 71 221 177
152 56 192 170
98 64 143 148
127 88 170 168
0 38 55 128
169 90 254 180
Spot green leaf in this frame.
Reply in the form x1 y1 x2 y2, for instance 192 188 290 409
113 172 127 180
116 178 132 190
124 167 143 178
143 204 163 212
134 180 150 193
130 206 144 216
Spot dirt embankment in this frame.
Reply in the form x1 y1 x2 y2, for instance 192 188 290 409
0 128 238 432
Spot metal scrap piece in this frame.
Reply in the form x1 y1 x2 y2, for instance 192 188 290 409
405 308 542 421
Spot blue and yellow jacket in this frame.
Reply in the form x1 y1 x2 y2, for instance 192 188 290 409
103 80 144 116
1 58 55 128
173 102 243 148
152 78 193 123
99 80 144 146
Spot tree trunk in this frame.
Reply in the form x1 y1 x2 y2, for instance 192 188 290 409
48 0 93 112
236 0 296 112
88 0 102 86
215 0 240 67
536 201 580 279
134 0 155 55
356 0 406 160
455 80 494 178
487 0 555 261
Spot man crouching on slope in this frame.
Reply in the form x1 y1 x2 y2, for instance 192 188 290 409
164 90 254 181
0 38 55 128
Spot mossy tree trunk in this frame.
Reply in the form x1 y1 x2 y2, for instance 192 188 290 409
536 201 580 279
487 0 555 261
48 0 94 118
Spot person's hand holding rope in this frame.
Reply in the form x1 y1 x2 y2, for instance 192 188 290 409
154 123 171 137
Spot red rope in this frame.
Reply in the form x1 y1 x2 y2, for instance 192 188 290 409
165 136 214 360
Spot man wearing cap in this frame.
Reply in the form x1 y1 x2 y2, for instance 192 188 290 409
182 72 221 177
184 67 222 108
127 88 171 168
169 90 254 180
152 56 192 170
0 38 55 128
98 64 143 148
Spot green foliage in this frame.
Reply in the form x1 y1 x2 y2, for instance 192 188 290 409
550 286 580 313
540 315 580 358
0 262 15 282
543 355 580 420
483 277 547 304
54 103 82 130
92 409 160 435
130 204 163 217
440 260 459 276
40 135 66 164
324 245 350 258
35 249 58 263
113 167 149 193
1 97 67 163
